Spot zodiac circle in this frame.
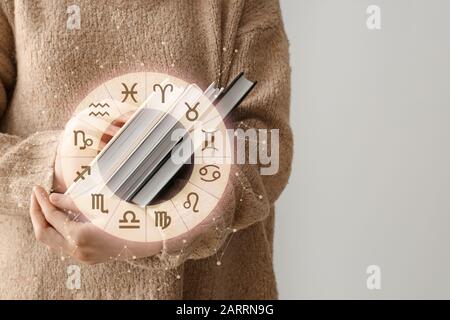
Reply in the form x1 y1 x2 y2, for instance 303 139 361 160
183 192 199 213
121 83 138 103
184 102 199 121
62 72 233 243
199 165 221 182
119 211 140 229
153 83 173 103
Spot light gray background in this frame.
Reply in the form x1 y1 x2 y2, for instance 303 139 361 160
275 0 450 299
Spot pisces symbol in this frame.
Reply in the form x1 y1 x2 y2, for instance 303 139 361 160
121 83 138 103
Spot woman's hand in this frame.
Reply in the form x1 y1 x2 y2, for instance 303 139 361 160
30 185 161 264
32 112 163 264
52 114 130 193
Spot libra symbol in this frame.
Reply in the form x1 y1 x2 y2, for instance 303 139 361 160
119 211 140 229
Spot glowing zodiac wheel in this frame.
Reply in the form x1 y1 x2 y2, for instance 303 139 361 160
60 72 231 243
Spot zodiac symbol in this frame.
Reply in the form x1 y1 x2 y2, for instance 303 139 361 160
88 111 110 117
121 83 138 103
74 165 91 182
88 103 110 108
184 102 199 121
73 130 93 150
119 211 140 229
202 129 218 151
153 83 173 103
154 211 171 229
183 192 199 213
91 193 108 213
88 103 110 116
199 165 221 182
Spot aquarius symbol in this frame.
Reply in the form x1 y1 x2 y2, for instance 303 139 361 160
202 129 218 151
153 83 173 103
121 83 138 103
154 211 171 229
185 102 199 121
199 165 221 182
88 103 110 116
183 192 199 213
73 130 93 150
74 165 91 182
88 103 110 108
88 111 110 117
119 211 140 229
91 194 108 213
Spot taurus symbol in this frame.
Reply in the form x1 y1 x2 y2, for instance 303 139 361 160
119 211 140 229
121 83 138 103
153 83 173 103
183 192 199 213
185 102 199 121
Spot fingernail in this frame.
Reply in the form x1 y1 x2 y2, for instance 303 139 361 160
49 193 59 203
33 186 47 199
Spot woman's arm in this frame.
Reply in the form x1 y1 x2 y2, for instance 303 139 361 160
0 5 61 212
30 0 293 268
183 0 293 261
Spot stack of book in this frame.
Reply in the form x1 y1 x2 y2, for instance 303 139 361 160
67 73 256 207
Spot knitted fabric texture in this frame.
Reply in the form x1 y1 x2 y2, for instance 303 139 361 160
0 0 292 299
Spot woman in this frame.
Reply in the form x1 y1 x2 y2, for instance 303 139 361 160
0 0 292 299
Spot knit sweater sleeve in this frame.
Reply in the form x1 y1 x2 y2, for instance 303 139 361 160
226 2 292 230
0 6 59 213
149 0 292 268
195 0 292 248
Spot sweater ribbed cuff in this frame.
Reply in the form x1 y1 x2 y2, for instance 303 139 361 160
0 130 61 214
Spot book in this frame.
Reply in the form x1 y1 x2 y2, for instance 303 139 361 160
67 73 256 207
131 73 256 206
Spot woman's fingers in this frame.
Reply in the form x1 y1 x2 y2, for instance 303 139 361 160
30 191 50 229
113 112 132 126
98 112 132 150
103 123 122 138
33 186 73 236
99 124 121 149
49 193 86 222
29 191 75 254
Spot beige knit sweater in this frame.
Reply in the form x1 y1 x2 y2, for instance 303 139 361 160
0 0 292 299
